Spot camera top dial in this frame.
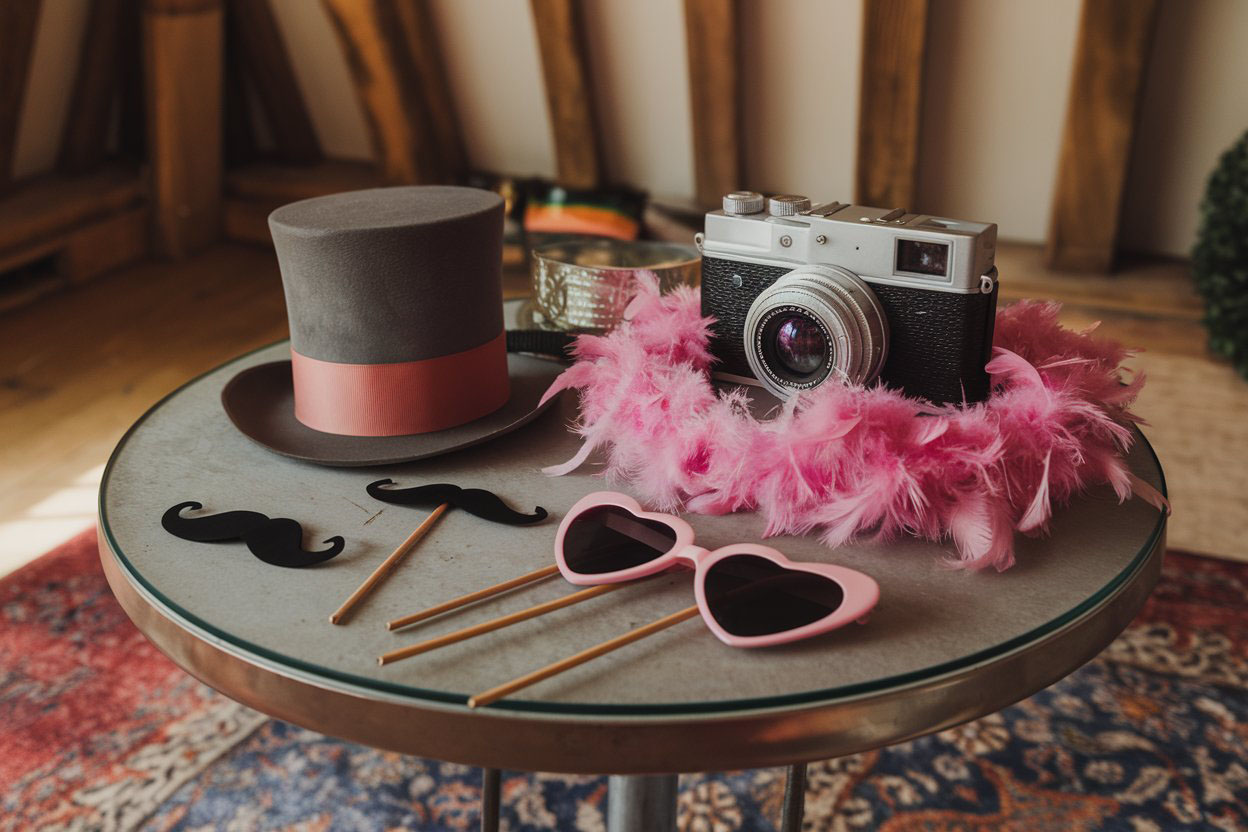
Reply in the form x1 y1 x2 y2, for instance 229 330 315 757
722 191 765 215
767 195 812 217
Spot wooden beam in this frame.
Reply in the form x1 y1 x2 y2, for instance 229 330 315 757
1046 0 1159 272
0 0 42 191
0 205 148 313
55 205 149 283
321 0 464 184
0 166 146 304
683 0 740 209
223 39 259 166
223 160 386 246
0 166 143 254
143 0 224 258
855 0 928 210
222 198 274 246
530 0 603 189
227 0 321 164
227 160 384 203
391 0 465 177
118 0 145 160
59 0 125 174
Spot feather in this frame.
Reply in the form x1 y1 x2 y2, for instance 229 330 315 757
948 492 1015 570
1016 450 1052 532
542 439 598 477
985 347 1044 389
1127 472 1171 515
537 285 1150 571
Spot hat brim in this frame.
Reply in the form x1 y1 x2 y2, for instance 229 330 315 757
221 353 566 467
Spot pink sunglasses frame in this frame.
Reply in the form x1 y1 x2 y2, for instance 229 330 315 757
554 492 880 648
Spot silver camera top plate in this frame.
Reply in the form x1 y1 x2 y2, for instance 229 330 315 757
699 200 997 295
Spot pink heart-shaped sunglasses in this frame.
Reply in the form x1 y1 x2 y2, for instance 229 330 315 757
555 492 880 648
381 492 880 706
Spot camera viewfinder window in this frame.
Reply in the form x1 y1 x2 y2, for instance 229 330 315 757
896 240 949 277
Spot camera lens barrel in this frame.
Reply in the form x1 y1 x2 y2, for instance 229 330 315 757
742 266 889 398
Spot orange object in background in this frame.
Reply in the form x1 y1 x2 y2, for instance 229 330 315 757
524 201 641 241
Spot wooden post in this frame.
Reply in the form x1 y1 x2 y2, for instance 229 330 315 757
855 0 929 210
391 0 464 178
684 0 741 209
1046 0 1159 272
321 0 464 184
0 0 43 191
227 0 321 164
530 0 603 189
223 39 259 166
118 0 145 161
59 0 125 175
144 0 224 257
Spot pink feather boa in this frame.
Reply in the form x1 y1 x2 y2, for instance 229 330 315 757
539 276 1168 570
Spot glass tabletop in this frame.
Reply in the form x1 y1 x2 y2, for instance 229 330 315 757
99 341 1167 718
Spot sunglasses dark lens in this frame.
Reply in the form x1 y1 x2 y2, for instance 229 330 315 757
562 505 679 575
704 554 845 638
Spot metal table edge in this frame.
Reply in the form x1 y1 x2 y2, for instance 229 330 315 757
96 518 1165 773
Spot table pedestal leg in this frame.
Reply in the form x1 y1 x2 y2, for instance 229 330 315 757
481 768 500 832
607 774 678 832
780 763 807 832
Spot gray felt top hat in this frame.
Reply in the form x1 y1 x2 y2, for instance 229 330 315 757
221 186 564 467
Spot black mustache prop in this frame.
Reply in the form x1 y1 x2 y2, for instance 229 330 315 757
366 480 547 525
161 502 345 568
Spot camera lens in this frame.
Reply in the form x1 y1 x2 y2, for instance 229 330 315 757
743 265 889 399
769 315 827 378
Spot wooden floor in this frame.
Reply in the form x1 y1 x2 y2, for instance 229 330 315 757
0 246 288 574
1 242 1244 576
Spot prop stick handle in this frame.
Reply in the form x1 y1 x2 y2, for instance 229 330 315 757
378 583 628 665
330 503 451 625
387 564 561 631
467 605 701 708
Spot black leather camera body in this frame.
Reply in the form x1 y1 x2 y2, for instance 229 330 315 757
697 193 1000 405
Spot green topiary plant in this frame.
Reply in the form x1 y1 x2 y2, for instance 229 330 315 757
1192 129 1248 381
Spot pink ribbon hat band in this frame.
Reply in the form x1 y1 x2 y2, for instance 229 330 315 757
290 331 510 437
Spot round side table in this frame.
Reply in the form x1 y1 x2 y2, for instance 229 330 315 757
98 341 1167 831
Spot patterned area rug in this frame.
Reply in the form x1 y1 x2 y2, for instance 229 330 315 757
2 531 1246 831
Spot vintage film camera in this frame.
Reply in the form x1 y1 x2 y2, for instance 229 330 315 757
696 192 999 405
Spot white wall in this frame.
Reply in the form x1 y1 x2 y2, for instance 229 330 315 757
740 0 863 205
582 0 695 199
916 0 1082 236
15 0 1248 256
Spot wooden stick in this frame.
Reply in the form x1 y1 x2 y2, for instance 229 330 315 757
378 583 629 665
387 564 560 631
467 605 702 708
330 502 450 625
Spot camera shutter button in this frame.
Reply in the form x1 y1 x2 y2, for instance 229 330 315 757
768 195 811 217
